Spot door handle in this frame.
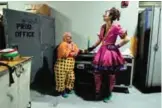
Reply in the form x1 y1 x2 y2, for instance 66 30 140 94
7 92 13 101
154 44 159 51
19 64 25 73
15 66 21 77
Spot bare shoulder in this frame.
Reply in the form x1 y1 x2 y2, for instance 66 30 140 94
101 24 106 28
112 22 121 28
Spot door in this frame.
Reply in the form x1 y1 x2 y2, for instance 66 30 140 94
149 8 161 87
18 61 32 108
0 73 10 108
146 7 161 87
0 98 10 108
3 9 43 83
39 46 54 90
39 15 55 47
40 15 55 72
151 11 161 86
39 15 55 87
135 8 153 87
9 72 19 108
43 46 54 73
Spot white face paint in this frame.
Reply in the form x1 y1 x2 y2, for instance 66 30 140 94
104 10 110 17
103 10 111 22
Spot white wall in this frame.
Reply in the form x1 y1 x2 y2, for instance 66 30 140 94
8 1 139 51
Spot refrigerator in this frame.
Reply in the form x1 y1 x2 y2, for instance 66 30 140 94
3 9 55 84
0 16 5 49
134 7 161 93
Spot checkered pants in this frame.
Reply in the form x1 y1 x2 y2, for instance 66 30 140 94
54 58 75 92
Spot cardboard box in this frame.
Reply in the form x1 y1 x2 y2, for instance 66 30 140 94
36 4 51 16
26 10 37 14
25 4 51 16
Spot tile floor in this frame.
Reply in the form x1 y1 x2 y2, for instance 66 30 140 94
31 87 161 108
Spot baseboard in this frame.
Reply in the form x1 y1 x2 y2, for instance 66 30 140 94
142 86 161 93
134 83 161 93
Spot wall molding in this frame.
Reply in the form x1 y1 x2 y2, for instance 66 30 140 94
139 1 161 7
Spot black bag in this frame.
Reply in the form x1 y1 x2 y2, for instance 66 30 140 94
0 62 15 86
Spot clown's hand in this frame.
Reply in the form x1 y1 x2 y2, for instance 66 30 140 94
77 49 86 54
69 52 77 57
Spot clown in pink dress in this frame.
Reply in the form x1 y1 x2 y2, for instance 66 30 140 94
85 7 130 102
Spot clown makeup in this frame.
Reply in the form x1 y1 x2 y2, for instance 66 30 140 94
63 32 72 43
103 10 111 22
66 36 72 43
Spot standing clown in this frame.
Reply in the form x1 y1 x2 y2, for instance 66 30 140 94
85 7 130 102
54 32 79 98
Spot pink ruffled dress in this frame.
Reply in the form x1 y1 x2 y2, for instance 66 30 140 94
93 23 126 72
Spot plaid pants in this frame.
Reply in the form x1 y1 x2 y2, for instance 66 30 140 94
54 58 75 92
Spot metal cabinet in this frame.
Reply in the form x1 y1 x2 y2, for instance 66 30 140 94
3 9 55 83
0 59 32 108
134 7 161 93
0 72 10 108
18 61 32 108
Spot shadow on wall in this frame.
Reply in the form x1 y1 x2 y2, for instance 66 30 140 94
31 48 60 96
31 56 54 94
